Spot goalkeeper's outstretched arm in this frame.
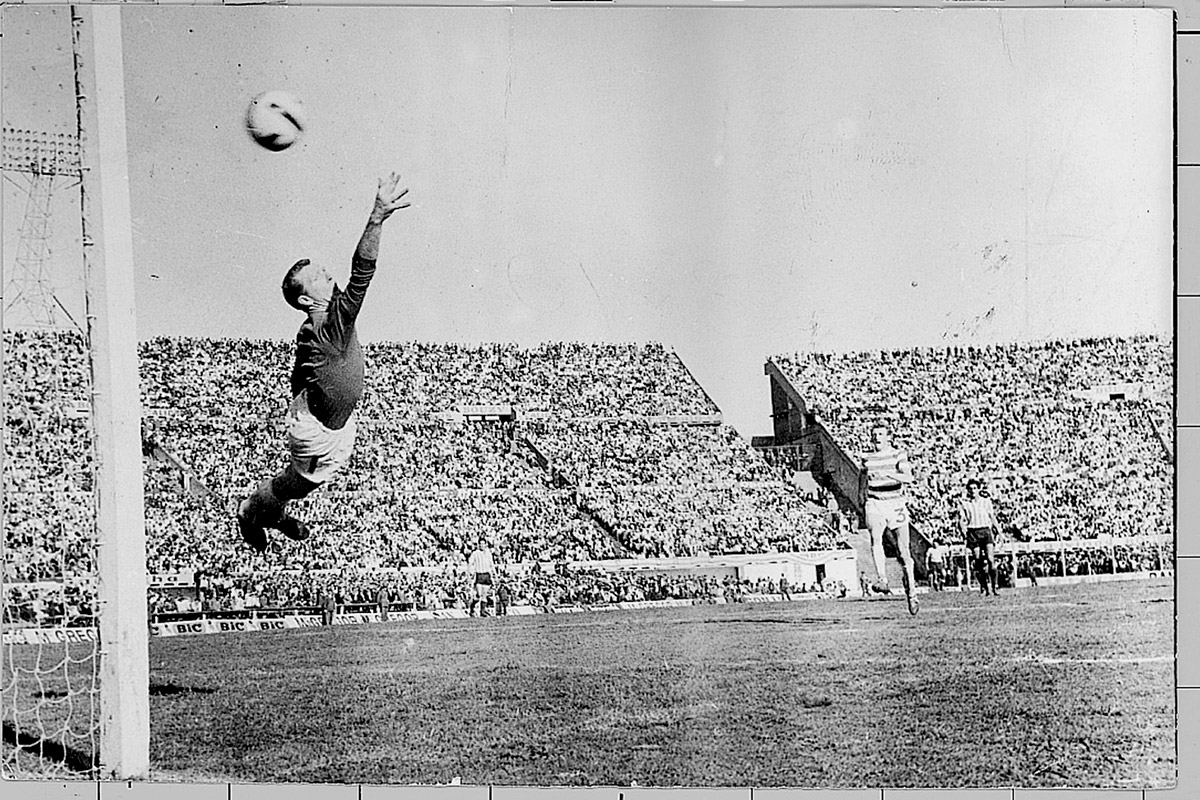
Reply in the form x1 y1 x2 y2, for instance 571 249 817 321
355 171 411 262
338 172 412 320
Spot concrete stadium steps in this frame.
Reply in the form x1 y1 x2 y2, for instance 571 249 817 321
571 502 633 558
143 439 218 500
518 434 633 557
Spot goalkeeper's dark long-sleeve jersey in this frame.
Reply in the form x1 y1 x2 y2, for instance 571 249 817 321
289 254 376 430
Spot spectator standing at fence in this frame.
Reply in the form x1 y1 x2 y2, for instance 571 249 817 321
321 590 336 626
335 587 347 615
376 582 391 622
960 478 1002 596
237 173 411 552
496 579 511 616
926 543 946 591
861 427 919 615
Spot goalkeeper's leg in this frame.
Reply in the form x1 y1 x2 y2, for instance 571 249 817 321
238 467 317 551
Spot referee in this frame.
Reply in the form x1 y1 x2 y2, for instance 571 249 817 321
959 478 1001 596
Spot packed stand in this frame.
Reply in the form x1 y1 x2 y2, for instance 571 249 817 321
8 328 842 618
578 484 837 557
770 336 1172 544
145 486 620 575
523 420 835 557
3 331 96 590
136 334 831 575
774 336 1169 415
525 420 776 487
140 338 718 421
825 400 1169 543
147 416 547 494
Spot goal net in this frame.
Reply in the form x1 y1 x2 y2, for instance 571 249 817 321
2 331 102 778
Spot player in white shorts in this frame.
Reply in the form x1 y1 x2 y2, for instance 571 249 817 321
467 539 496 617
862 426 919 615
236 172 410 553
960 478 1002 595
285 389 357 485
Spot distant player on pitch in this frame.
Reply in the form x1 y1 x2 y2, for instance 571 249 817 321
237 172 411 552
959 478 1002 596
862 426 919 615
468 538 496 617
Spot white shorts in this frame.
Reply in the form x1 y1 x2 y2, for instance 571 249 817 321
865 495 909 531
286 390 356 485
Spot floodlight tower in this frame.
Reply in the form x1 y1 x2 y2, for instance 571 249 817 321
2 126 83 330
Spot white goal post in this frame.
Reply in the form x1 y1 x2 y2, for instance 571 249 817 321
71 4 150 779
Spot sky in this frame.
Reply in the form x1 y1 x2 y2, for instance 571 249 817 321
1 6 1175 438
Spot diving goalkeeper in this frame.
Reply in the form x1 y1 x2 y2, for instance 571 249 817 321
237 172 410 552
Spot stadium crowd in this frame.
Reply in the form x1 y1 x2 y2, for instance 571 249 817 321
818 401 1171 544
923 539 1169 590
144 488 620 576
3 329 1174 628
771 336 1172 545
6 331 826 600
146 563 849 618
1010 541 1171 582
579 484 836 558
774 336 1169 414
139 338 718 421
4 580 95 627
526 420 776 487
4 331 98 585
146 416 547 494
4 492 95 583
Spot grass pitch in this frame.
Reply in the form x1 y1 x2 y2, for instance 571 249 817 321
5 579 1175 787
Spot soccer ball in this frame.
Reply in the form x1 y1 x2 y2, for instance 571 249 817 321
245 90 306 152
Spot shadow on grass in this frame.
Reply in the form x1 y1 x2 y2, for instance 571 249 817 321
150 682 217 697
691 617 839 626
2 721 97 776
35 683 217 699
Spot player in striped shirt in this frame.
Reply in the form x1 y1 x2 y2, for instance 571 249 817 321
959 478 1001 596
862 426 919 615
468 538 496 617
